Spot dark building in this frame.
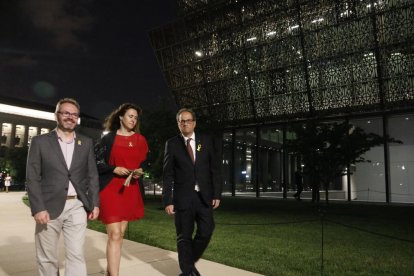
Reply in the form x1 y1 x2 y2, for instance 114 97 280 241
150 0 414 203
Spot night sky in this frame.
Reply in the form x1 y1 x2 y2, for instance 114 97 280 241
0 0 177 119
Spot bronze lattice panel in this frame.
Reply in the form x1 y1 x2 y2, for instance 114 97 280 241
151 0 414 125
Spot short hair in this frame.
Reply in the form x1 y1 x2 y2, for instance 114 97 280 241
176 108 196 122
55 98 80 114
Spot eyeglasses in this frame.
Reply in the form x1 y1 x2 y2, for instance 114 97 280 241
178 119 194 125
58 111 80 118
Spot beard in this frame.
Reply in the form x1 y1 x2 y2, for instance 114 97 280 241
58 118 77 131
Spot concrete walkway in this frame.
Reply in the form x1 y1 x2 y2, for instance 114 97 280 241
0 191 262 276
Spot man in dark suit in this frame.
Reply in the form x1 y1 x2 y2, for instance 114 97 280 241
163 108 222 276
26 98 100 276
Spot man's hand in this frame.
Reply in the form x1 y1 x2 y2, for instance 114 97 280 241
88 207 100 220
34 210 50 224
212 199 221 209
165 205 175 215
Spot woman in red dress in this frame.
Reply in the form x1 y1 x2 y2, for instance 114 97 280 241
95 103 148 276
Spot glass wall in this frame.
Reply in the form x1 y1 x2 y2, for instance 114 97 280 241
259 126 283 198
286 132 300 197
223 114 414 203
388 114 414 203
234 129 256 196
222 131 233 195
344 118 385 202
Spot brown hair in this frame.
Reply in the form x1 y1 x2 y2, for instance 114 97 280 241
176 108 196 122
55 98 80 114
104 103 142 132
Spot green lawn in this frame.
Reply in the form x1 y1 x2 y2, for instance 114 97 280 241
88 196 414 276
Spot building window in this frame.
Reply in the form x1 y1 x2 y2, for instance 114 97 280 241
40 128 50 135
234 129 256 196
1 123 12 147
15 125 26 147
222 132 233 195
28 126 39 145
388 114 414 203
259 127 284 198
350 117 385 202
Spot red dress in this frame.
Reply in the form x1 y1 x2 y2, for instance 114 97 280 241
99 133 148 224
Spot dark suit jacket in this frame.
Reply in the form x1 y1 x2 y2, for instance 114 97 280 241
94 131 116 191
26 130 100 219
162 132 222 210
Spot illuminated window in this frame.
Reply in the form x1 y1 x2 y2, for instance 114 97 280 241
40 128 50 135
15 125 26 147
28 127 39 145
1 123 12 147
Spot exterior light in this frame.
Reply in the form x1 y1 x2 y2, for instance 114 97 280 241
311 18 324 23
195 51 203 57
288 25 299 31
0 103 56 122
340 10 351 17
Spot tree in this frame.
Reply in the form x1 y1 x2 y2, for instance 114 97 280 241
286 121 401 203
0 146 29 183
141 107 177 180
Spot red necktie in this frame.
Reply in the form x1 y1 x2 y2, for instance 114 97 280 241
186 138 195 163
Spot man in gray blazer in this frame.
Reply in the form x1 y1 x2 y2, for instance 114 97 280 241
26 98 100 276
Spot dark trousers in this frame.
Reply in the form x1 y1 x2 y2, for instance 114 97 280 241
174 191 215 274
293 184 303 199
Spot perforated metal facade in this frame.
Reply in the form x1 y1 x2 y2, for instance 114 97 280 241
150 0 413 126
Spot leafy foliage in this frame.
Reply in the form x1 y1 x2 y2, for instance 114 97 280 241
141 107 177 180
286 121 401 202
0 146 28 182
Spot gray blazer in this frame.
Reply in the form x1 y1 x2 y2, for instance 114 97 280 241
26 130 100 219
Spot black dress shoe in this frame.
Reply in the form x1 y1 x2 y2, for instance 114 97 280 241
179 269 200 276
193 267 201 276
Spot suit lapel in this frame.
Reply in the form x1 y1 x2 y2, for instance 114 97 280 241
70 135 82 170
48 130 68 170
